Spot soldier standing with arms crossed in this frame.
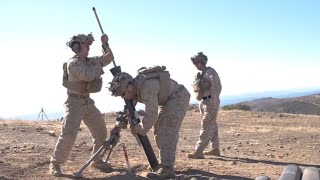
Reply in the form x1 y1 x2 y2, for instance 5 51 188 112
187 52 222 159
108 66 190 179
49 33 114 176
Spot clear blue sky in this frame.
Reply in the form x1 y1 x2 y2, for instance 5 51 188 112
0 0 319 119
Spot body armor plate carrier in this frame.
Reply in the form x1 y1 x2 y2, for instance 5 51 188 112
62 62 102 93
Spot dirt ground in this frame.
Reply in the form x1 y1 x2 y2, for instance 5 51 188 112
1 108 320 180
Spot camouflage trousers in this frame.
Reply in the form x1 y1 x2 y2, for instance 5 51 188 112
50 96 107 164
195 98 220 151
153 85 190 167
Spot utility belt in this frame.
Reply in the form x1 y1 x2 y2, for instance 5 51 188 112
202 95 212 100
68 93 90 99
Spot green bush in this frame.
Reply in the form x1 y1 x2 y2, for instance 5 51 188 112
222 104 251 111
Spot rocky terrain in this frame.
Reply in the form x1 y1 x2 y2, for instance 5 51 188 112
1 108 320 180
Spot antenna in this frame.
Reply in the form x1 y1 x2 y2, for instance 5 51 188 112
37 107 49 120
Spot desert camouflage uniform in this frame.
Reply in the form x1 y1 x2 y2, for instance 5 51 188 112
195 67 222 152
134 78 190 167
50 55 111 165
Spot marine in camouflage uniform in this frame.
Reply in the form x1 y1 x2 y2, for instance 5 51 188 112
187 52 222 159
49 33 114 176
109 66 190 179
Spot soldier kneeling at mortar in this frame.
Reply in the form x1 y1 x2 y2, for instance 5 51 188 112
109 66 190 179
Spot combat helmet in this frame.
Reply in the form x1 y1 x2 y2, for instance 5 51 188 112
66 33 95 53
109 72 133 96
191 52 208 65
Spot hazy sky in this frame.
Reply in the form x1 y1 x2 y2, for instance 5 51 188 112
0 0 319 119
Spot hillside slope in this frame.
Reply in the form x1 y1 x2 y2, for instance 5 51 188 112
237 94 320 115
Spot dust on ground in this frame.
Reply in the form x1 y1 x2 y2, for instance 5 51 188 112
1 109 320 180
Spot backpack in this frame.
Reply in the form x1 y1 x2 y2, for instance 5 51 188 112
135 66 170 105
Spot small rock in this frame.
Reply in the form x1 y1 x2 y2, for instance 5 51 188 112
48 131 56 137
230 160 237 165
277 155 284 159
234 133 240 136
36 127 43 131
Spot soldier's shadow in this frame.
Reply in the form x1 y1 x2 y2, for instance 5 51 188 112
61 168 149 180
61 174 147 180
176 169 252 180
212 155 320 168
62 167 251 180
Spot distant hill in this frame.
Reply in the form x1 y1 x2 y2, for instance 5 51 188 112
232 93 320 115
220 88 320 106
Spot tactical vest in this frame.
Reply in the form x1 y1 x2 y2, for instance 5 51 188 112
192 68 212 101
62 62 102 93
135 66 170 105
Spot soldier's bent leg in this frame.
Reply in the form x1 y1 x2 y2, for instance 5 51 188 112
83 101 107 162
155 86 190 166
50 99 83 165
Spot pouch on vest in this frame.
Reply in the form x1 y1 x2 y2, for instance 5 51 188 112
87 77 103 93
62 62 68 88
137 65 170 105
62 62 102 93
193 72 211 101
192 81 203 101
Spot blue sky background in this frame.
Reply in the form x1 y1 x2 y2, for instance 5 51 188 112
0 0 319 119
